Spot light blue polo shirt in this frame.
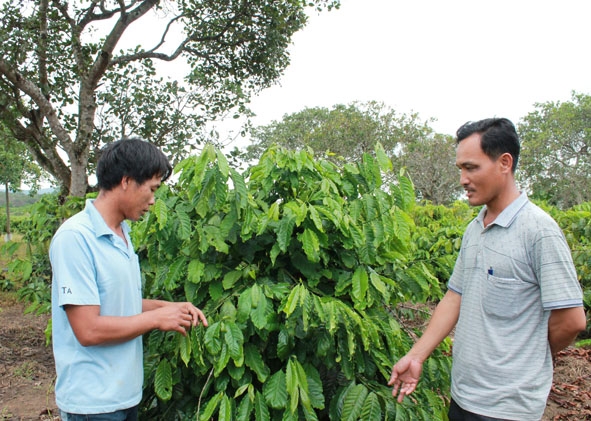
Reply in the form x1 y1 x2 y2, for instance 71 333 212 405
50 199 143 414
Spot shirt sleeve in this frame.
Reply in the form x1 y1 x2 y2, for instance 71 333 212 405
50 229 101 307
533 225 583 310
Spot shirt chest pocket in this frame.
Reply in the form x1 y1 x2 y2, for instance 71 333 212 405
483 275 535 319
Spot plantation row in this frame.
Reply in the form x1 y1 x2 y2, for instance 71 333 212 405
1 145 590 420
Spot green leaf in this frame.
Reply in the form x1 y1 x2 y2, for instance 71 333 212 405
153 198 168 230
276 214 296 252
214 342 231 376
223 270 243 290
360 392 382 421
230 168 248 216
396 174 415 212
236 394 253 421
187 259 204 284
286 358 299 415
199 391 223 421
341 384 368 421
263 370 288 409
179 333 191 367
375 142 393 172
300 228 320 263
16 259 32 281
154 358 172 401
219 394 232 421
176 208 191 240
224 321 244 366
307 204 324 232
216 148 230 178
303 364 325 410
245 343 270 382
251 290 269 330
351 266 368 307
283 284 301 316
204 321 222 355
165 256 186 289
237 287 252 323
270 243 281 266
254 391 270 421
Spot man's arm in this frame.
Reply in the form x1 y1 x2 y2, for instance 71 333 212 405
388 289 461 402
65 301 208 346
548 306 587 356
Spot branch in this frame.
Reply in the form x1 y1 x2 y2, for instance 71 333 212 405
88 0 158 87
0 59 73 151
51 0 88 78
38 0 50 98
78 0 116 27
110 7 242 67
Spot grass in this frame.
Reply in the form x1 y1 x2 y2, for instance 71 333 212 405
13 361 38 380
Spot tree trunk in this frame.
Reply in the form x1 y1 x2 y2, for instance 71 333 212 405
4 182 11 242
69 156 89 197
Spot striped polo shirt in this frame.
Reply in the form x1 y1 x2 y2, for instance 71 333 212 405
448 193 583 420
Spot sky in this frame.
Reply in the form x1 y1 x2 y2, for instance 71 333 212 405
235 0 591 138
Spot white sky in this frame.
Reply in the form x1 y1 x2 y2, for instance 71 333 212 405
239 0 591 138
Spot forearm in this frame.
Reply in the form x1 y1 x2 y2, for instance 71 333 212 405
69 310 158 346
407 290 461 362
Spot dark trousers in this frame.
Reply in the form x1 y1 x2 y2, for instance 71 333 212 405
59 405 138 421
448 399 514 421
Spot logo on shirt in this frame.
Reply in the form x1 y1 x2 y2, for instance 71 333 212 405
61 287 72 294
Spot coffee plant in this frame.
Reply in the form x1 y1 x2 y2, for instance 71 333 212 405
132 144 451 420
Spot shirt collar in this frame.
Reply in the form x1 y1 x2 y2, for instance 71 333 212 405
85 199 130 238
476 192 529 228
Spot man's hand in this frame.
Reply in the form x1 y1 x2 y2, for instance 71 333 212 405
153 302 208 336
388 355 423 403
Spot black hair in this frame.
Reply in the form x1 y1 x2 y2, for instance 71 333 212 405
456 118 520 172
96 138 172 190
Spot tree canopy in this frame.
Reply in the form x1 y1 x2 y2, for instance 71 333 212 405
394 132 461 205
244 101 462 204
0 0 339 196
518 91 591 208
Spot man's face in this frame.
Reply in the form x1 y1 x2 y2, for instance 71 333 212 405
123 175 161 221
455 133 504 207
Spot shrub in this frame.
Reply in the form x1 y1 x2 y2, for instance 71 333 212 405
134 144 451 420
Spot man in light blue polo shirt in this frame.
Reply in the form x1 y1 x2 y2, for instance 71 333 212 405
50 138 208 421
389 118 586 420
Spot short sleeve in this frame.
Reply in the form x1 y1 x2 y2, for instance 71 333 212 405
533 226 583 310
50 229 101 307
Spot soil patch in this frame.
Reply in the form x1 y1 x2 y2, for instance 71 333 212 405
0 299 58 420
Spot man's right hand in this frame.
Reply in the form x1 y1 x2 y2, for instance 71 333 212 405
388 355 423 403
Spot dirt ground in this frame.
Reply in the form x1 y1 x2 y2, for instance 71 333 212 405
0 297 590 420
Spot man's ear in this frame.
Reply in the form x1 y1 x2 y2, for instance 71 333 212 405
498 152 513 173
121 176 131 191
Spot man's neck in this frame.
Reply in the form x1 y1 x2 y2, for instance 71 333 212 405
483 184 521 226
93 192 125 234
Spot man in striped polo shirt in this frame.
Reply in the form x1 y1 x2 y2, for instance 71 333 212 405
389 118 586 420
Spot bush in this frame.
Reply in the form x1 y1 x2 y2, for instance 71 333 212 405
134 144 451 420
548 202 591 339
0 193 87 315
